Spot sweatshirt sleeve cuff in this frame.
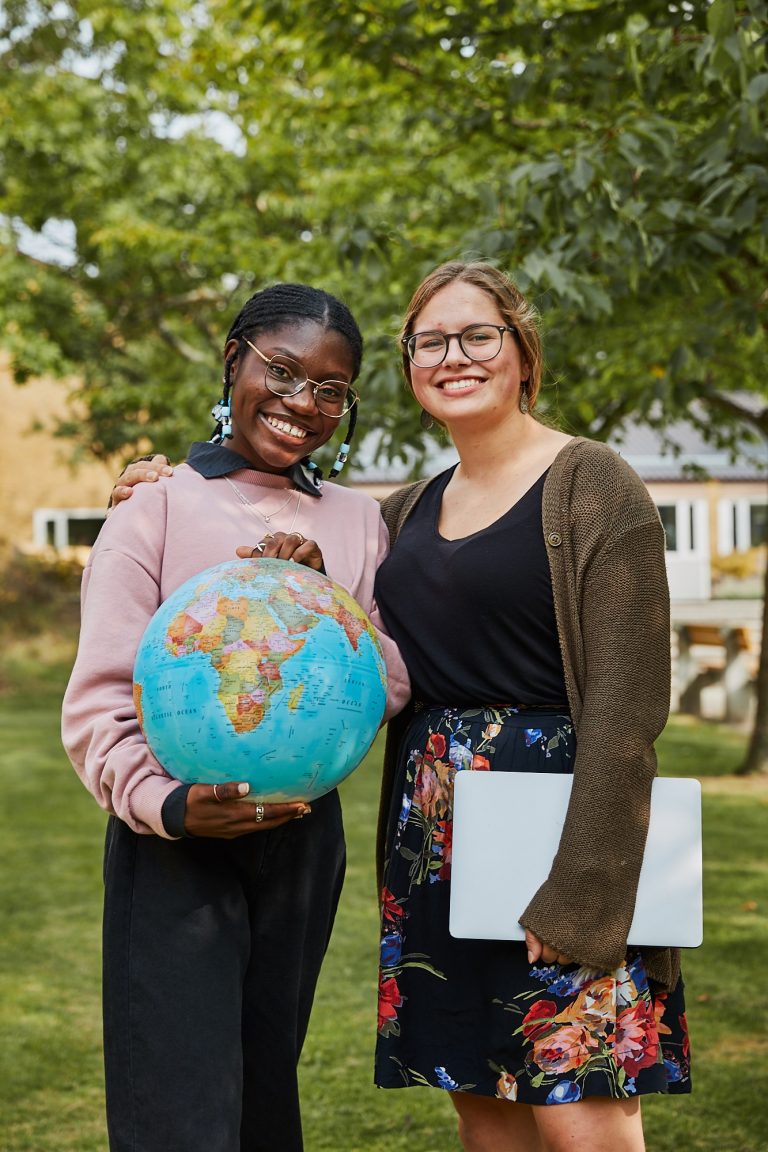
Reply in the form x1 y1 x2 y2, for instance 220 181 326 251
161 783 193 838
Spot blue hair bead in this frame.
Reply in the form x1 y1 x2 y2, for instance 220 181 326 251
330 442 351 478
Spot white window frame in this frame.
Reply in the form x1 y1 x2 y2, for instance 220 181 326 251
656 499 707 554
33 507 106 550
717 497 768 554
654 498 711 601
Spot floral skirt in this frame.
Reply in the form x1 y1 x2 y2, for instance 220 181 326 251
375 705 691 1103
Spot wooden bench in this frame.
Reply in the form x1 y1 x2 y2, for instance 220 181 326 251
674 623 756 722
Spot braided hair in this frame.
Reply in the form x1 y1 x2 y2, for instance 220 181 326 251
212 283 363 479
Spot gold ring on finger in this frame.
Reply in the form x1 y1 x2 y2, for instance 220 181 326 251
288 532 306 545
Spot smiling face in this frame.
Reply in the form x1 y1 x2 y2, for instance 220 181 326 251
407 281 530 433
225 321 356 473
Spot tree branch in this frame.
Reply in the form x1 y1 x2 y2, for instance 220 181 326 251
588 394 639 442
159 287 230 310
157 322 210 365
699 388 768 437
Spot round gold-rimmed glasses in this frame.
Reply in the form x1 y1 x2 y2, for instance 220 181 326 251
244 338 358 418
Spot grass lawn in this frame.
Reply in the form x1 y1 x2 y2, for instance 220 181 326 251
1 654 766 1151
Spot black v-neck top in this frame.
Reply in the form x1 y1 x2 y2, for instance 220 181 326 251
374 467 567 706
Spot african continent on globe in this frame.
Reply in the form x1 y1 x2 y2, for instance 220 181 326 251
133 558 387 800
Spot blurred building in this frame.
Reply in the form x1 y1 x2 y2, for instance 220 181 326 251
2 358 116 553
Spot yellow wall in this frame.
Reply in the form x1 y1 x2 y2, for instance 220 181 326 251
1 358 117 548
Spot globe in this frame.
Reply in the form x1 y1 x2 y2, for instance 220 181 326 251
133 558 387 800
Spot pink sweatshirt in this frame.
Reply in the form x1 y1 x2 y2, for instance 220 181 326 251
61 464 411 838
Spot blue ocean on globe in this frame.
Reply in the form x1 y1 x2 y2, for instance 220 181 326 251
133 558 387 800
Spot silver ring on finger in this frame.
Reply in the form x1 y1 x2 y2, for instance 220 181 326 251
250 543 266 556
254 803 265 823
213 784 223 802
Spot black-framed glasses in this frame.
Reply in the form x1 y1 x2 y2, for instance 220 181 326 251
244 338 359 418
402 323 517 368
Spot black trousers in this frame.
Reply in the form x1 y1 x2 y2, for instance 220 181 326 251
102 790 345 1152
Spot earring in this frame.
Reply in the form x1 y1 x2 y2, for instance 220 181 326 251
211 399 233 439
210 360 235 441
519 384 530 415
420 408 435 431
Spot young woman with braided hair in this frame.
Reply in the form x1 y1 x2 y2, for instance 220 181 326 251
62 283 409 1152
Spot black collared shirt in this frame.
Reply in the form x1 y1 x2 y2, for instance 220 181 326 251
186 441 322 498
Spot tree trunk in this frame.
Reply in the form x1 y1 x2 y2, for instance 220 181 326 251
737 556 768 775
702 394 767 775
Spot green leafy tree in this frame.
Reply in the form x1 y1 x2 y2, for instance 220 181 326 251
1 0 766 767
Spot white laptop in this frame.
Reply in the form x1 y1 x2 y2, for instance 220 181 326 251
449 772 703 948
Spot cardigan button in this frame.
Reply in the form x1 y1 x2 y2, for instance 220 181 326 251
547 532 562 547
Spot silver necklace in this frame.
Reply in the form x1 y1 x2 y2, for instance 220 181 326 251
224 476 302 535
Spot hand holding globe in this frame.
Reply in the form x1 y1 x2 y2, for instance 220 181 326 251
183 779 311 839
235 529 324 569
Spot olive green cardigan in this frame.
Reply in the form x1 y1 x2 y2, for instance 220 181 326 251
378 437 680 991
